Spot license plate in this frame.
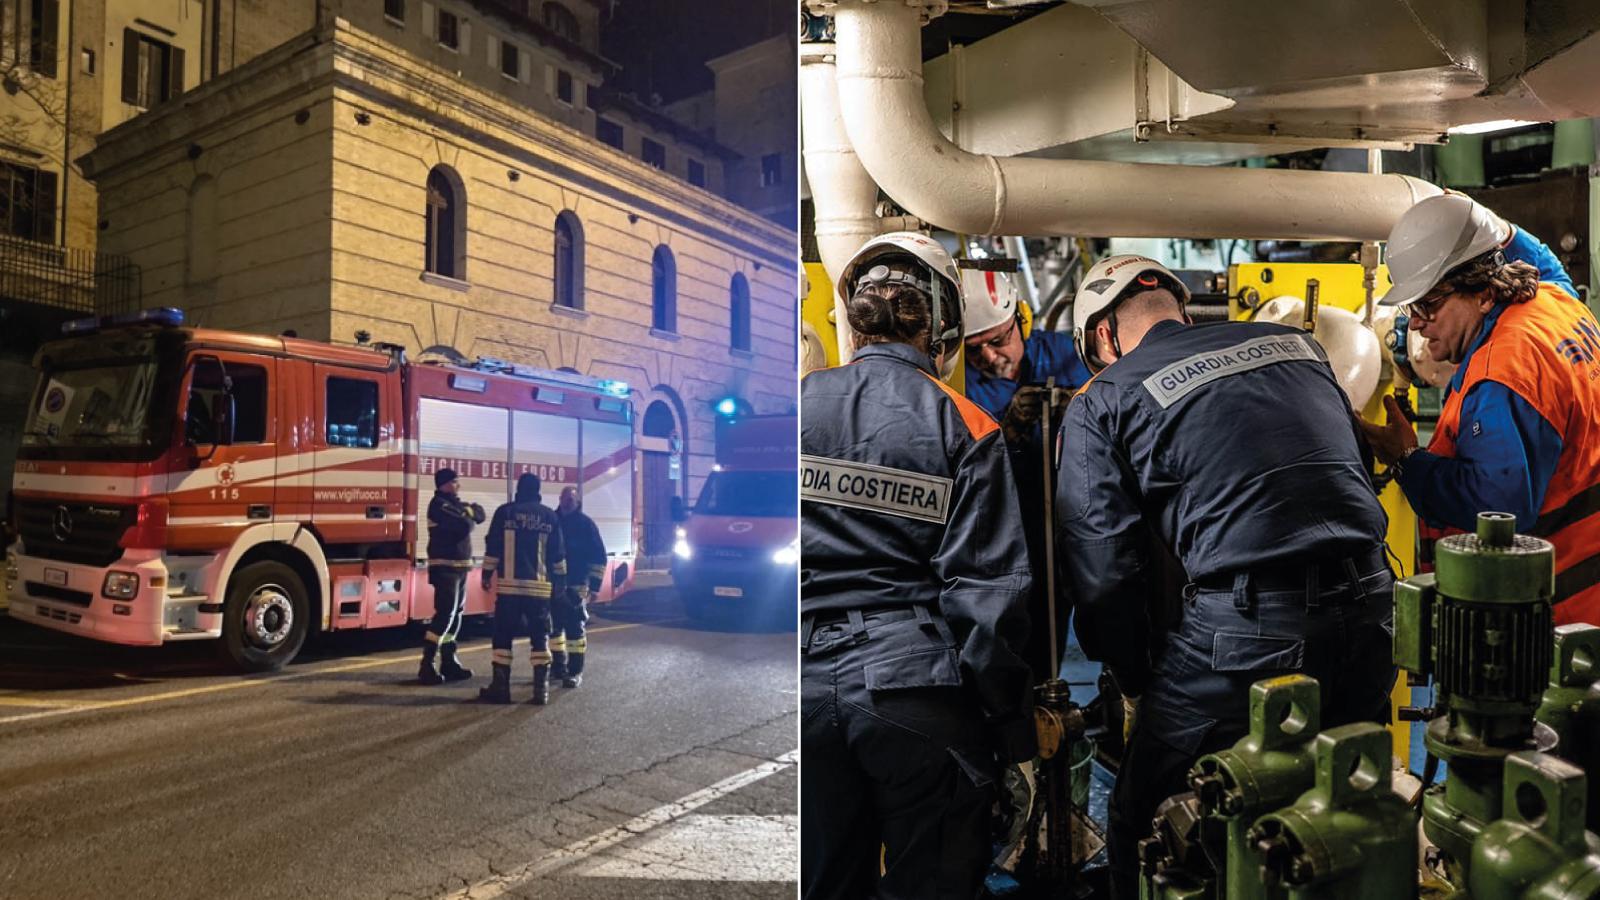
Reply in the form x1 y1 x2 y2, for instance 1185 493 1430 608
713 586 743 598
43 568 67 587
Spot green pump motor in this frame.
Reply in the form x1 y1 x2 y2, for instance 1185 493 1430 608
1393 511 1555 884
1534 624 1600 832
1186 675 1324 900
1466 752 1600 900
1244 723 1416 899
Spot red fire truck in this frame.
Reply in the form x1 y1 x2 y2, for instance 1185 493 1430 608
3 309 636 670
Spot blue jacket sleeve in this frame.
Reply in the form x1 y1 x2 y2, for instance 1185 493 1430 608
931 429 1038 764
1398 381 1563 532
1504 225 1578 299
1055 388 1154 696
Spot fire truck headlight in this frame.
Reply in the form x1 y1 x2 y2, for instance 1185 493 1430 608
102 571 140 600
770 541 799 566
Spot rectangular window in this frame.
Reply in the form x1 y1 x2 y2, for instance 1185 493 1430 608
81 47 94 74
556 69 573 104
327 378 381 448
687 158 705 188
761 152 782 188
29 0 58 77
0 162 58 243
500 40 518 78
437 9 458 49
384 0 404 21
641 138 666 170
187 362 268 445
596 117 624 150
119 28 182 108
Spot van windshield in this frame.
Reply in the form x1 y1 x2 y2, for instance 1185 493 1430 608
694 470 797 518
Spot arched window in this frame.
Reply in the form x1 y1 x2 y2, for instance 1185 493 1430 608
425 165 465 279
729 272 751 352
553 210 584 310
542 2 579 42
651 245 676 333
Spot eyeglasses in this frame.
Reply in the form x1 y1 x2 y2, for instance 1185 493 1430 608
964 317 1017 355
1403 290 1454 324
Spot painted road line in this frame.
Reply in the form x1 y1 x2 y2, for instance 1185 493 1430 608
0 622 646 727
444 748 801 900
573 814 798 882
0 696 104 709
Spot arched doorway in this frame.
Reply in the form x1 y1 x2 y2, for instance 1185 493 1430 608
640 400 678 558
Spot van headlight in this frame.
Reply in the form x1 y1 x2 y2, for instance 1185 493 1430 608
770 540 799 565
673 535 693 559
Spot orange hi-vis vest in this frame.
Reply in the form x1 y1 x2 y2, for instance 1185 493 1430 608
1423 284 1600 623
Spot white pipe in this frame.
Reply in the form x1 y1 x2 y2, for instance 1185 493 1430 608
831 0 1442 241
802 41 882 363
1002 235 1040 311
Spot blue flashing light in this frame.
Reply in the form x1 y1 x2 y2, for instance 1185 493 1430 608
715 397 739 417
60 307 184 336
598 379 631 398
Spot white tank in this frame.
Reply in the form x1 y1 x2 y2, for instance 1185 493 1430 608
1254 297 1382 411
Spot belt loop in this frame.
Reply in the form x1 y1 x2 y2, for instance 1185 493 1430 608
847 608 869 645
800 613 816 652
915 603 957 646
1343 558 1367 605
1231 572 1254 612
1182 583 1199 604
1305 565 1322 609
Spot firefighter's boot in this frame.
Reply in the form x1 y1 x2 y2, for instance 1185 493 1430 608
438 642 474 682
477 663 512 704
530 665 551 705
549 635 568 680
417 640 444 685
563 639 585 688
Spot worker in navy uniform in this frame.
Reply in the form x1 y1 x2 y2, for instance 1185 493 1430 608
801 232 1037 900
420 467 485 685
553 486 607 689
1058 254 1396 899
479 473 567 704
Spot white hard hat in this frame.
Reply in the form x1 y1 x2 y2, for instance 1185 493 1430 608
1380 194 1510 309
1072 254 1189 369
838 232 964 356
960 268 1021 337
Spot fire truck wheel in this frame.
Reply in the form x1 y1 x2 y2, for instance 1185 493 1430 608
220 561 310 672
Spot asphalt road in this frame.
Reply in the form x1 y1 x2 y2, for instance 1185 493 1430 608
0 587 798 899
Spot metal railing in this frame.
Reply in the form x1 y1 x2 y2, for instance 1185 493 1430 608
0 234 141 316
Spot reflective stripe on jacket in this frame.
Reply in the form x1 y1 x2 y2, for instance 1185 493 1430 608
485 500 567 599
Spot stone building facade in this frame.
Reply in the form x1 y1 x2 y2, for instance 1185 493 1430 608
80 17 797 558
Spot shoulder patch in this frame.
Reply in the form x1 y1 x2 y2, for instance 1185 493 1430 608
920 371 1001 440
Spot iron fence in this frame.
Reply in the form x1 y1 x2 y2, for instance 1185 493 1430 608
0 234 141 316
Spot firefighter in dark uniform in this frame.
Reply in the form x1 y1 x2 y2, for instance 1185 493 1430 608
553 485 607 689
801 232 1037 900
420 467 485 685
479 473 567 705
1058 255 1396 899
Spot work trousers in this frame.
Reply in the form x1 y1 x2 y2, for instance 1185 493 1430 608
801 606 997 900
491 594 553 670
556 586 595 669
425 567 469 644
1107 565 1397 900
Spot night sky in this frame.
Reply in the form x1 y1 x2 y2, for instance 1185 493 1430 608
601 0 791 104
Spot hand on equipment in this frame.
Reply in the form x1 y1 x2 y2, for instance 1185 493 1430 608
1121 694 1140 745
469 503 486 524
1001 387 1046 444
1357 395 1419 466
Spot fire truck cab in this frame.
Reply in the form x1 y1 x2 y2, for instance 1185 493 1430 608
4 309 636 670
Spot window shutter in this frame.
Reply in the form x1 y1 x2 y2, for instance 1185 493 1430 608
35 169 57 243
421 3 434 38
120 29 138 103
487 35 496 66
458 22 469 52
168 45 185 98
545 64 555 95
519 49 530 82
